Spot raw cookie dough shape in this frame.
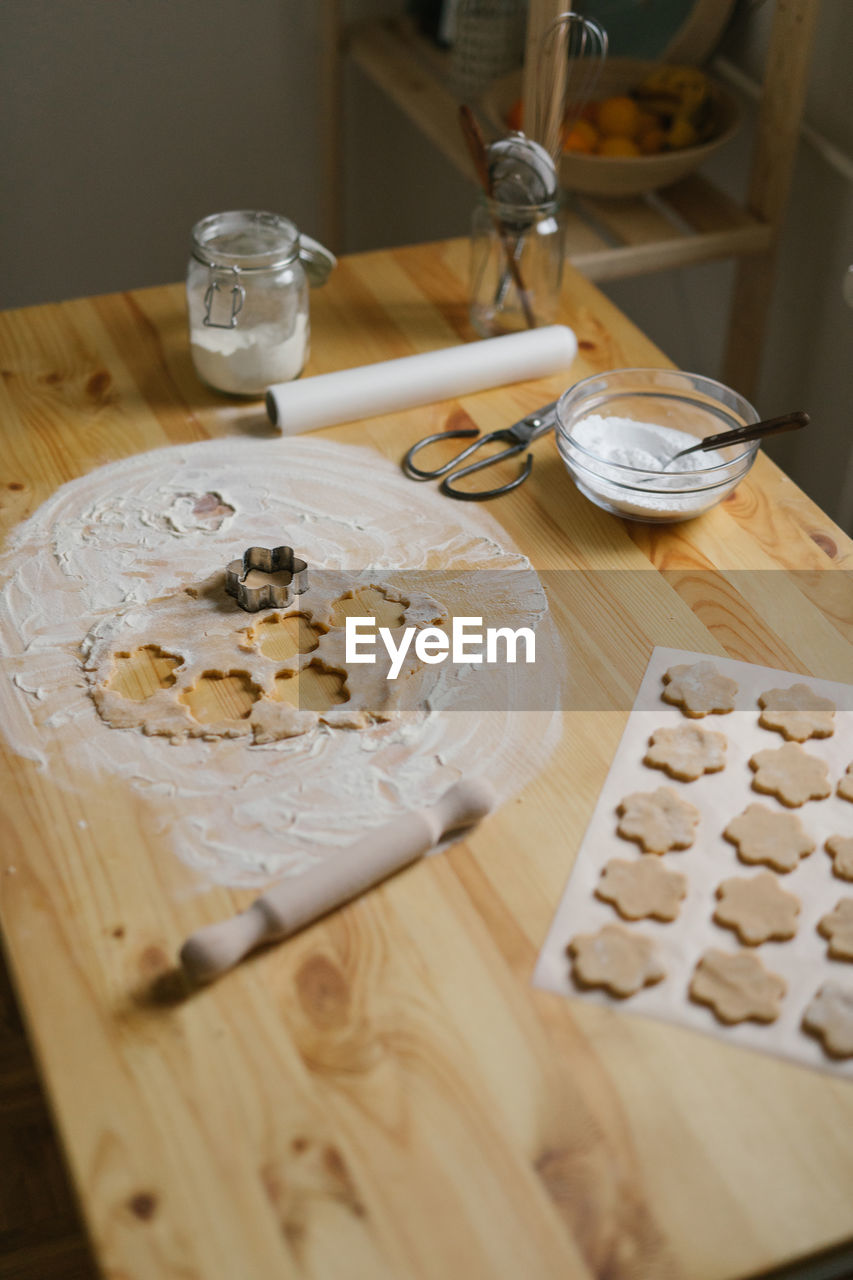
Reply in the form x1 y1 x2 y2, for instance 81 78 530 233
595 857 687 922
662 660 738 718
749 743 831 807
803 982 853 1059
723 803 815 873
567 924 666 997
838 764 853 803
689 949 786 1024
757 683 836 742
616 786 699 853
644 724 727 781
86 573 447 743
817 898 853 960
106 644 184 702
826 836 853 882
713 872 800 945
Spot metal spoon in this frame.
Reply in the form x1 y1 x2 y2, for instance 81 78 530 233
660 410 810 470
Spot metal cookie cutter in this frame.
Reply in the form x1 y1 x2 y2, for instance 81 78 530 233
225 545 309 612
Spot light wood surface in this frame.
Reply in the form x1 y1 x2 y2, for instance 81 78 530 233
1 239 853 1280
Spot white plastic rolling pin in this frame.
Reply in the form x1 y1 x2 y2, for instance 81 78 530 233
265 325 577 434
179 778 497 984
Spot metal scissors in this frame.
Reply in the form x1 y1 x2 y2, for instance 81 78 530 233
402 400 558 501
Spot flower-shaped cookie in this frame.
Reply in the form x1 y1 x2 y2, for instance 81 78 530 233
644 725 727 781
662 660 738 718
596 857 687 922
567 924 665 997
689 949 786 1024
803 982 853 1059
749 743 831 807
723 803 815 873
826 836 853 882
713 872 800 945
817 898 853 960
616 786 700 854
838 764 853 803
757 683 835 742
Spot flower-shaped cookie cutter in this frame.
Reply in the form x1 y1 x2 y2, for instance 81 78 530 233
225 545 309 612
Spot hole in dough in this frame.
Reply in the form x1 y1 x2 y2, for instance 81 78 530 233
250 612 322 660
271 662 349 712
180 670 262 723
329 586 407 629
106 644 183 702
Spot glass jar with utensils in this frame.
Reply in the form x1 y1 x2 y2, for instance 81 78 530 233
186 210 336 396
469 192 567 336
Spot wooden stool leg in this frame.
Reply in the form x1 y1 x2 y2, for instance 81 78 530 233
722 0 821 399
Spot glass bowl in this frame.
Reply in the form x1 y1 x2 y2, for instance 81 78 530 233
555 369 761 524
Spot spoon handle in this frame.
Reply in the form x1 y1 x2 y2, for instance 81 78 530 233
683 410 810 456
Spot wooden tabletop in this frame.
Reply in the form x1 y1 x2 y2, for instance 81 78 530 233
1 238 853 1280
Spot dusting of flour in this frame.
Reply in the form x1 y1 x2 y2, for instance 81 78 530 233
0 438 562 887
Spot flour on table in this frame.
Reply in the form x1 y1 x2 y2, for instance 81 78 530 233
0 438 562 886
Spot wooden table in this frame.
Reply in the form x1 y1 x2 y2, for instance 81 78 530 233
1 239 852 1280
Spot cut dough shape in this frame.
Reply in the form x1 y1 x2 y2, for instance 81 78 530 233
749 743 831 807
662 660 738 717
106 644 183 702
817 898 853 960
826 836 853 882
616 786 699 853
567 924 665 998
757 683 836 741
803 982 853 1059
644 724 726 781
723 803 815 873
329 587 407 630
713 872 800 945
595 857 687 921
838 764 853 803
247 612 322 661
180 670 262 723
271 662 349 713
689 949 786 1024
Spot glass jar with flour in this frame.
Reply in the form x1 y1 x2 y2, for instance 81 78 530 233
186 210 336 396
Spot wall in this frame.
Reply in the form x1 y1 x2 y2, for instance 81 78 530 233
1 0 325 308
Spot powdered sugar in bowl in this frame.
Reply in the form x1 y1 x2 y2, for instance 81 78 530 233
555 369 761 523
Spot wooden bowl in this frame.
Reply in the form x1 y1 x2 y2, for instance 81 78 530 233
481 58 740 198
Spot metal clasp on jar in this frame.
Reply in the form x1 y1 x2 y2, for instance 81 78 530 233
203 267 245 329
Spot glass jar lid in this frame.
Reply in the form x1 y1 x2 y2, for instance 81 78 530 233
190 210 336 284
191 210 300 272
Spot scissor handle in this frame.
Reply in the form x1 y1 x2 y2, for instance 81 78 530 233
440 441 533 501
402 427 481 480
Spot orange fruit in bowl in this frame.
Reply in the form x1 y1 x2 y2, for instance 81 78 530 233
638 127 666 155
598 136 641 158
597 95 642 140
506 97 523 131
563 118 599 154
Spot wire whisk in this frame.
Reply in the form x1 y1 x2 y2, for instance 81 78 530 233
531 12 608 164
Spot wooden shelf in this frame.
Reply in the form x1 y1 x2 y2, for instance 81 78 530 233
347 16 772 283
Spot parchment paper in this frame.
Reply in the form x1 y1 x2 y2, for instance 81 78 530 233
534 647 853 1079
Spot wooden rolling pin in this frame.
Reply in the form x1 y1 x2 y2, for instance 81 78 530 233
180 778 497 984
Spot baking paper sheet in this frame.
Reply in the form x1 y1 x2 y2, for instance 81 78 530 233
534 647 853 1079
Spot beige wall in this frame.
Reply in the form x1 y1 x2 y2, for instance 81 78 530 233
1 0 325 308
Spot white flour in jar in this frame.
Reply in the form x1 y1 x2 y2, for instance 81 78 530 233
569 414 731 520
190 314 308 395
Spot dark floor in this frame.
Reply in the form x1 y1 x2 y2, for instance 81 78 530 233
0 951 98 1279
